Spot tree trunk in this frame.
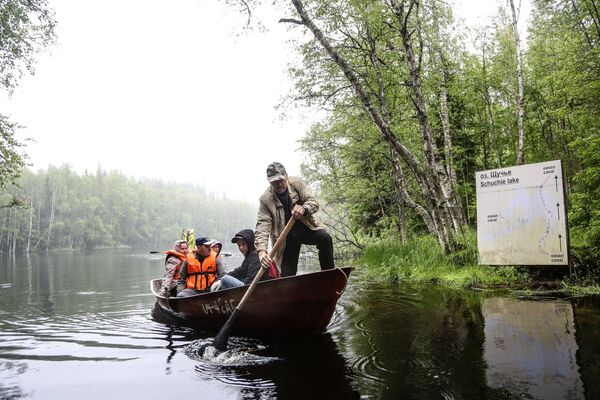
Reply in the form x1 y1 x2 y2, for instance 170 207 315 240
9 206 16 254
430 0 465 228
0 210 5 251
570 0 598 47
509 0 526 165
6 209 11 254
288 0 455 252
26 189 33 253
589 0 600 41
480 36 501 168
367 27 408 243
391 149 408 243
46 187 56 251
11 218 16 254
392 162 443 245
390 0 456 250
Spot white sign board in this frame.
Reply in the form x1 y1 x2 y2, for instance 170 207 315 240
476 160 568 265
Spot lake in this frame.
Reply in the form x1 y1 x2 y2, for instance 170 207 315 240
1 248 598 399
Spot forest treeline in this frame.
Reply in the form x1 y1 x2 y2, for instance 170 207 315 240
0 165 257 252
269 0 600 268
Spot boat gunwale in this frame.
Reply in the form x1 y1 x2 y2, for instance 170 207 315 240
150 266 354 302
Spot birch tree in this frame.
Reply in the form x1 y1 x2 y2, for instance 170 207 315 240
508 0 526 165
283 0 462 252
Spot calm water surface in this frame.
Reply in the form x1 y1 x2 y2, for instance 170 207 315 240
0 248 598 399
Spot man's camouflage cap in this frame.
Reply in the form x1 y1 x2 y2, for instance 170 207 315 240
266 162 287 182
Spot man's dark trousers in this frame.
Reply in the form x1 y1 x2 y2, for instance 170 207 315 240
280 221 334 277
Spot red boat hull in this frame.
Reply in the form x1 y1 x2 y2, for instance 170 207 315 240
151 267 353 336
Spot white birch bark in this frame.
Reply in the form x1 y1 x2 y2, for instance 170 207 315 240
509 0 526 165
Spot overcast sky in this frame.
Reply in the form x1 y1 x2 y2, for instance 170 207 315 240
0 0 530 204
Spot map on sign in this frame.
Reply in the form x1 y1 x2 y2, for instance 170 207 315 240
476 160 569 265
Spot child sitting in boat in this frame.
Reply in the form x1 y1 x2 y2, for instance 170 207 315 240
210 229 270 291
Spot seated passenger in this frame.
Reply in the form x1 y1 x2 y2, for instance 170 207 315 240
209 240 224 262
158 240 189 297
210 229 269 291
177 237 225 297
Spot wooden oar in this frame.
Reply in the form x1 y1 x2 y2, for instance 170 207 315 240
212 218 296 351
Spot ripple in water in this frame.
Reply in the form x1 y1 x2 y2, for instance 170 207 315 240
184 338 279 389
348 355 387 385
0 307 187 364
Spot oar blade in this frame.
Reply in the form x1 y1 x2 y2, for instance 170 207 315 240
212 307 241 351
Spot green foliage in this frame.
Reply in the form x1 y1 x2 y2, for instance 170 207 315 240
0 0 56 189
0 115 26 189
525 0 600 270
560 281 600 296
0 0 55 91
0 165 257 251
288 0 600 271
358 229 529 288
301 115 413 238
360 235 449 283
570 134 600 264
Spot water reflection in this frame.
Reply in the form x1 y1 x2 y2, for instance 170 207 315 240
38 254 55 316
163 326 178 373
572 295 600 400
482 297 584 399
338 283 493 399
336 280 594 399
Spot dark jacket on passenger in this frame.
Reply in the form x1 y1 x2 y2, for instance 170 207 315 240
227 229 268 284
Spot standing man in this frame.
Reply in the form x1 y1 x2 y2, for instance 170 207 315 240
255 162 334 277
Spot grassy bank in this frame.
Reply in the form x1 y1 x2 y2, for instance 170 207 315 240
357 230 600 293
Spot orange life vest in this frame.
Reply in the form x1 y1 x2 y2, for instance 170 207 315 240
184 251 218 291
165 250 187 280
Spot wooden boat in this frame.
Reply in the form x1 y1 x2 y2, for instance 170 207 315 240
150 267 353 336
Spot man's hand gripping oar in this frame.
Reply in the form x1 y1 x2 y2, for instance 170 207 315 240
212 218 296 351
